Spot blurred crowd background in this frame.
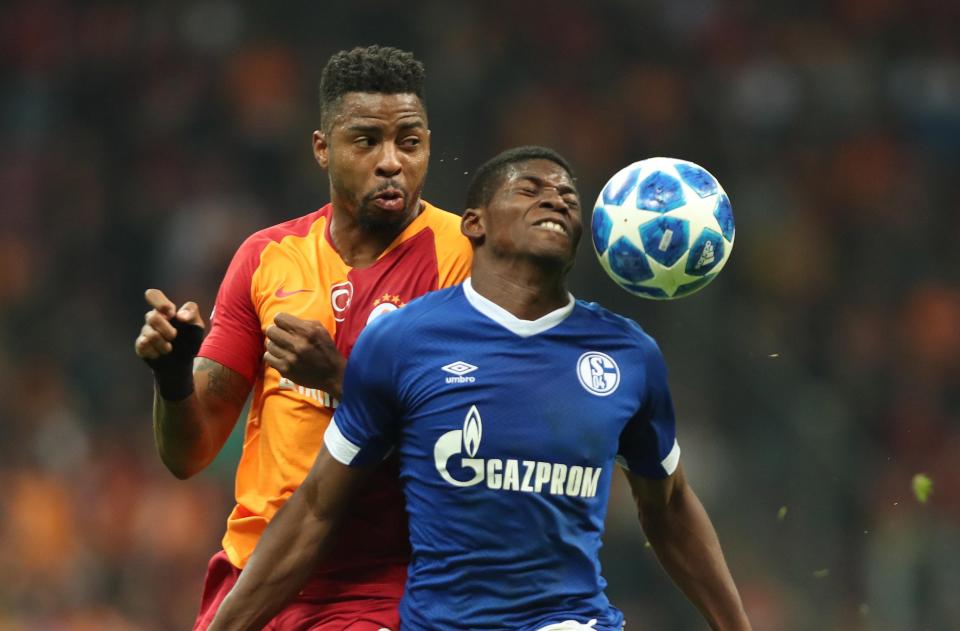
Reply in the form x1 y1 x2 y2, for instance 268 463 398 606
1 1 958 629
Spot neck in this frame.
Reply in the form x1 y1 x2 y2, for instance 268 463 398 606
468 255 570 320
329 199 423 268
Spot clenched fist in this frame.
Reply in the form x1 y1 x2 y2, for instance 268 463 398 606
264 313 345 398
136 288 206 400
135 288 206 360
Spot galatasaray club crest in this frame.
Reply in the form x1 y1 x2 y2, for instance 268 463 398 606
367 293 406 324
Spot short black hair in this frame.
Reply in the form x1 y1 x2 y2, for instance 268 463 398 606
319 45 425 129
465 146 576 209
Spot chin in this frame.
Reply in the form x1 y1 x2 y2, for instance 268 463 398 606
527 248 574 269
358 204 412 232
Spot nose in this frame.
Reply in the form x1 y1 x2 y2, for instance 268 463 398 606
539 186 570 213
375 142 402 178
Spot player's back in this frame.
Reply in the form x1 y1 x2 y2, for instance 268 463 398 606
333 280 679 630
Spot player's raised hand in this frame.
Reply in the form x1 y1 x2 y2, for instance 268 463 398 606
265 313 345 397
135 288 205 360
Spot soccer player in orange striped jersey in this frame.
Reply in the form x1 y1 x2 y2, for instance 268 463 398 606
134 46 471 631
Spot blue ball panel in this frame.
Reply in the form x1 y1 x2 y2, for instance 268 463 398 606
639 216 689 267
637 171 686 213
602 166 641 206
685 228 725 276
623 283 669 299
713 194 735 241
675 163 718 198
607 236 654 283
675 273 718 297
591 206 613 254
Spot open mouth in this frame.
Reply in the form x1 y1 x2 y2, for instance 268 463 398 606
372 189 405 211
533 219 568 236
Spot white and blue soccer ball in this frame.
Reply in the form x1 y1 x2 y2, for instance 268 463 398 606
591 157 734 300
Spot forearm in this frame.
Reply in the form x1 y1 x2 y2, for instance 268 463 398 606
208 478 338 630
152 358 248 479
642 487 750 630
152 391 214 479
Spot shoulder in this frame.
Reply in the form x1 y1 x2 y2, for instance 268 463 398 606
419 203 470 250
234 206 328 264
419 202 463 233
573 299 662 356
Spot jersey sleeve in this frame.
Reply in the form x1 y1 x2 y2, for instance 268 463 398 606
616 334 680 479
197 235 265 384
324 312 404 467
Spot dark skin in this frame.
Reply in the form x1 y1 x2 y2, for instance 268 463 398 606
134 91 431 479
206 158 751 631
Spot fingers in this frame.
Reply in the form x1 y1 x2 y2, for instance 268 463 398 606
273 313 335 347
273 312 308 333
135 322 173 359
265 323 296 351
263 340 299 375
138 289 205 362
144 288 176 318
175 301 205 328
145 307 178 340
265 323 298 357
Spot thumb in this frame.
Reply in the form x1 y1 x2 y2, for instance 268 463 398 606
176 301 205 327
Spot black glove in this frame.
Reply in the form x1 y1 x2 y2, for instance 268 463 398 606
143 319 205 401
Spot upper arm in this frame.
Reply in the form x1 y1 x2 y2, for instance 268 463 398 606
617 334 680 478
623 462 686 518
198 234 266 384
299 444 375 521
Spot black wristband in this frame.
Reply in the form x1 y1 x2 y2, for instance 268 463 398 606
143 319 205 401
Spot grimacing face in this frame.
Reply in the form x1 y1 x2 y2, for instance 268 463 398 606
313 92 430 232
478 159 582 268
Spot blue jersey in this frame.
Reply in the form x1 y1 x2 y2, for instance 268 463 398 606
325 279 680 631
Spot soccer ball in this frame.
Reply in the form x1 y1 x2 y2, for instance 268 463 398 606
591 157 734 300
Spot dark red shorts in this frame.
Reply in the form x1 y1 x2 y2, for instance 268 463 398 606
192 551 403 631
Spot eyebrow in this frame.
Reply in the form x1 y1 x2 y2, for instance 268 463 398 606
345 120 426 134
346 124 383 134
514 175 578 195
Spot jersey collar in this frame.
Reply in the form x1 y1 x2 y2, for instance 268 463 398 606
462 278 575 338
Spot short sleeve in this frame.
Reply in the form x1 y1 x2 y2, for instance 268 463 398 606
197 235 266 384
324 312 404 467
617 335 680 478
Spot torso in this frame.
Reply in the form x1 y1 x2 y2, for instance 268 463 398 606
197 202 472 589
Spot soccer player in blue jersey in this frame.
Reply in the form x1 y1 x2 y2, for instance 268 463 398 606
208 146 752 631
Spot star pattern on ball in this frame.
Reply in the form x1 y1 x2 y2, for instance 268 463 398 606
601 202 662 251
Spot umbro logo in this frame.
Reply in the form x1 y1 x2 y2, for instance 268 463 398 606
442 361 477 384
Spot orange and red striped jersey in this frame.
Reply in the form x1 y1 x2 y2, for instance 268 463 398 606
197 201 471 595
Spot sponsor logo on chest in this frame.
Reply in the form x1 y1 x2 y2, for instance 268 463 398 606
433 406 602 498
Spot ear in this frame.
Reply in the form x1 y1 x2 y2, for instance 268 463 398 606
461 208 485 242
313 130 328 168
